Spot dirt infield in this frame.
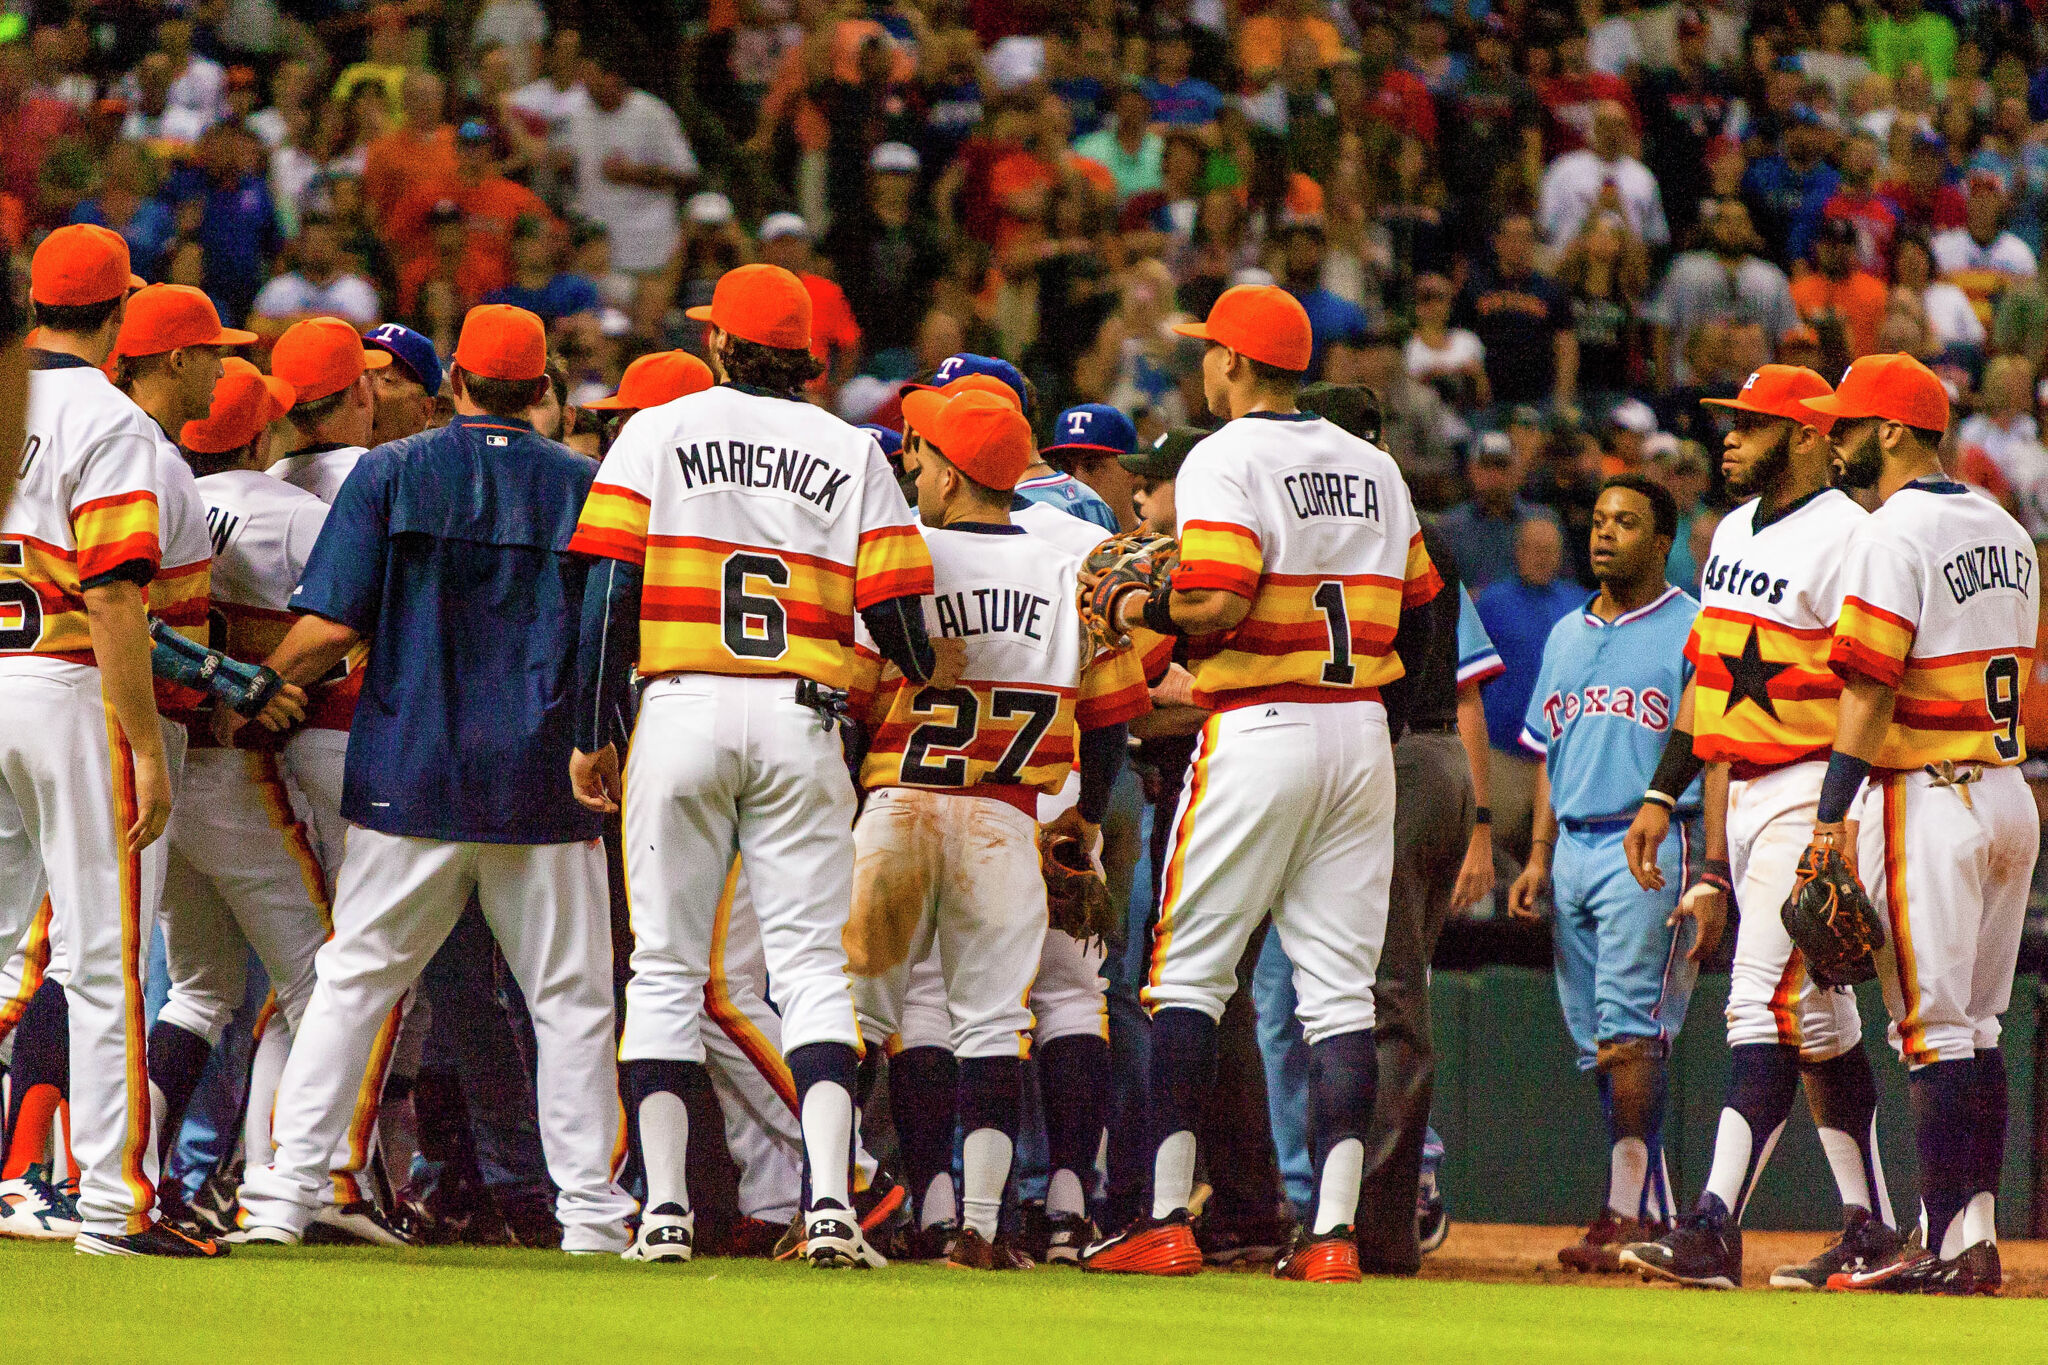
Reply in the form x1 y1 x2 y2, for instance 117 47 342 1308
1425 1222 2048 1295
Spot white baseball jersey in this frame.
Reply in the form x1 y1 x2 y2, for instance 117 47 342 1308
150 439 214 720
268 444 367 505
571 387 932 688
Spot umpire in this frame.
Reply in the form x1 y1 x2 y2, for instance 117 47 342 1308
234 305 636 1254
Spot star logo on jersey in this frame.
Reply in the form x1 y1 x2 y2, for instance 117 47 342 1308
1720 625 1789 719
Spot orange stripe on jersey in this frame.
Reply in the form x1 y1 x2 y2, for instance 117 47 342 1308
0 897 53 1038
1868 646 2034 769
105 716 156 1232
638 535 864 687
567 482 654 566
1076 642 1153 730
1184 572 1408 710
705 860 799 1116
1402 531 1442 608
1881 780 1934 1065
862 680 1085 794
1174 520 1261 597
1830 596 1915 690
149 559 213 717
72 489 161 584
1686 607 1844 769
854 522 935 608
2 534 114 658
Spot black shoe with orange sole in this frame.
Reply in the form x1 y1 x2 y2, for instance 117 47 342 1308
1274 1227 1363 1284
1080 1209 1204 1277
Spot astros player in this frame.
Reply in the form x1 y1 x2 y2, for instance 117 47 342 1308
1802 355 2038 1294
567 264 950 1268
1079 284 1441 1284
236 305 636 1254
581 349 714 452
267 316 392 506
843 388 1149 1270
1621 366 1901 1290
0 227 217 1255
1506 475 1705 1272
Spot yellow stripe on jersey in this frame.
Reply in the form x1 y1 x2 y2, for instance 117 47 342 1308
1832 596 2032 768
854 523 935 608
149 558 212 716
73 490 162 586
1176 526 1441 712
3 527 165 662
1684 607 1843 769
640 535 863 687
566 481 652 566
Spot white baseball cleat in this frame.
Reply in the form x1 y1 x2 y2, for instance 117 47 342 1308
0 1166 81 1241
226 1222 301 1245
622 1203 694 1263
309 1200 420 1247
804 1207 886 1269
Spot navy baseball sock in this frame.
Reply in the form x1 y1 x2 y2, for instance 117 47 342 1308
1909 1058 1976 1257
957 1056 1023 1240
887 1046 957 1226
788 1041 860 1216
622 1058 708 1219
146 1019 213 1174
1700 1042 1800 1222
1148 1007 1217 1220
1968 1049 2008 1226
1306 1028 1376 1235
1641 1060 1672 1225
1039 1034 1110 1220
1801 1043 1889 1224
3 980 68 1179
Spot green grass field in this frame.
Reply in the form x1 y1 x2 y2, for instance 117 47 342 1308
8 1240 2046 1364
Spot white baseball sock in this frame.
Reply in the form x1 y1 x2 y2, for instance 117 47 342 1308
637 1090 690 1216
1151 1130 1196 1220
1607 1137 1649 1219
921 1172 956 1229
1312 1137 1364 1235
1047 1168 1087 1220
962 1128 1012 1240
802 1082 854 1218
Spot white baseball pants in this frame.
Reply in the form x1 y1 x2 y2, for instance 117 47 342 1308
239 826 634 1252
283 727 348 876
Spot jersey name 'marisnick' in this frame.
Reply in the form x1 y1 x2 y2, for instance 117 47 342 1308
673 439 852 511
1700 552 1788 605
934 587 1052 643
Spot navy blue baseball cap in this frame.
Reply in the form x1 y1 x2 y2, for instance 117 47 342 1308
362 322 444 396
908 353 1030 415
859 423 903 459
1045 403 1137 456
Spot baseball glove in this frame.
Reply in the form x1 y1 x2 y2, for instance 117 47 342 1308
1078 531 1179 652
1780 839 1886 989
1042 835 1118 947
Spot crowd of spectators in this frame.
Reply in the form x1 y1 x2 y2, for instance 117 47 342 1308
8 0 2048 857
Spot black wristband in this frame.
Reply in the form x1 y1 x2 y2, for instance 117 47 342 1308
1816 750 1871 824
1140 585 1181 638
1646 725 1702 809
1472 806 1491 825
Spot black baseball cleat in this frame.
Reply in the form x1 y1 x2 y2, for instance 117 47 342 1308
1770 1206 1904 1289
1828 1241 2002 1295
853 1170 908 1237
1195 1213 1293 1266
901 1221 958 1262
306 1199 421 1247
1044 1211 1097 1265
76 1220 230 1258
185 1161 243 1238
1617 1200 1742 1289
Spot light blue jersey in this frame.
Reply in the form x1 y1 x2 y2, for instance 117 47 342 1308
1457 587 1505 689
1519 584 1701 821
1015 471 1120 533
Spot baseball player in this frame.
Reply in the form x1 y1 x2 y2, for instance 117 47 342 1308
235 304 637 1254
363 322 444 446
581 350 715 446
843 388 1148 1270
1078 285 1441 1284
912 356 1120 534
0 227 214 1256
567 264 950 1268
1506 475 1706 1273
267 317 393 506
1043 404 1141 532
1803 355 2038 1294
1621 366 1901 1290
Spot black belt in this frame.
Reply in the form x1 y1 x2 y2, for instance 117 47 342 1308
1403 718 1458 735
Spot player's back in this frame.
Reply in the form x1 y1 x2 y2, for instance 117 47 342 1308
1173 413 1436 711
3 361 163 670
1835 480 2039 770
268 445 365 504
573 385 924 689
196 469 328 651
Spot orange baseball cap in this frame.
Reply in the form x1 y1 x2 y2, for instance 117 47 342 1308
1170 284 1313 372
918 372 1024 411
583 350 715 410
452 303 547 382
1701 364 1838 433
30 224 135 307
272 316 391 402
686 263 812 351
181 360 297 454
1801 353 1951 433
112 284 257 358
901 389 1036 492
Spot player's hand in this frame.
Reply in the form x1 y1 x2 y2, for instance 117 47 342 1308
128 747 173 853
1669 882 1728 963
211 705 250 746
570 745 622 814
1039 805 1101 858
1450 823 1494 914
252 682 308 732
1506 856 1549 921
927 636 966 689
1150 662 1196 709
1624 801 1671 890
1811 819 1859 880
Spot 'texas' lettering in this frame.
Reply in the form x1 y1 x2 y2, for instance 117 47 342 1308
675 440 851 511
1540 685 1673 741
1283 471 1380 522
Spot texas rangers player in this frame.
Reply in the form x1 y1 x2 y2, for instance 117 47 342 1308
844 388 1148 1270
1079 284 1440 1284
568 264 951 1268
1802 354 2038 1295
236 305 636 1254
1621 366 1901 1290
1506 475 1705 1273
0 227 217 1256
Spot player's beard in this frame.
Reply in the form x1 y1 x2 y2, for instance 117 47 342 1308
1833 425 1884 490
1725 427 1790 500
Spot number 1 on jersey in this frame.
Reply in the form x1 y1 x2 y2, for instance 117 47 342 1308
1313 580 1355 686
